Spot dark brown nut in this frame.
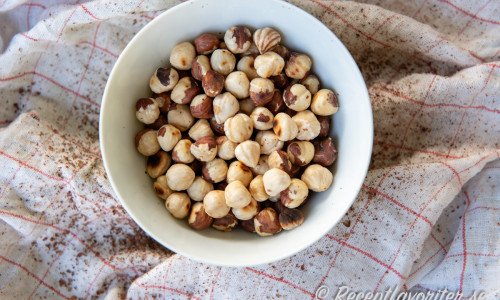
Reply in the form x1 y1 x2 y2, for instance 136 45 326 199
219 41 227 49
216 136 237 160
292 110 321 141
224 113 253 143
239 98 256 115
188 202 213 230
263 168 291 197
189 160 203 174
147 151 171 178
265 89 285 114
226 161 253 187
210 117 225 135
255 130 283 155
249 78 274 106
273 112 298 141
157 124 181 151
170 42 196 70
283 84 311 112
225 180 252 208
237 56 259 80
254 52 285 78
147 114 168 130
171 77 200 104
210 49 236 75
232 198 259 220
300 74 320 95
194 33 220 55
301 164 333 192
280 178 309 208
168 104 194 131
188 119 214 141
165 163 196 191
135 98 160 124
153 175 173 200
214 181 228 191
287 141 314 166
253 27 281 54
190 136 217 162
213 213 238 232
250 155 270 175
202 70 225 97
190 94 213 119
250 107 274 130
269 44 290 60
155 93 171 114
213 92 239 124
235 140 261 168
191 55 212 81
224 26 252 54
135 129 160 156
150 67 179 93
311 89 339 116
268 150 293 174
202 158 228 183
285 52 312 79
249 175 269 202
187 176 213 201
317 116 331 138
254 207 282 236
279 208 304 230
313 137 337 167
172 139 195 164
269 73 289 90
225 71 250 99
203 190 230 218
240 218 256 232
165 192 191 219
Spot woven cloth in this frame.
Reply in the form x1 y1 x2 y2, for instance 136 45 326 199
0 0 499 298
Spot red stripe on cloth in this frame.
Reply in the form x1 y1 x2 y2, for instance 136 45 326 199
374 140 465 159
78 41 119 58
457 0 494 35
135 283 200 300
246 267 315 297
208 268 222 300
437 0 500 25
21 2 46 9
447 252 499 258
0 150 66 182
79 4 102 20
467 206 500 214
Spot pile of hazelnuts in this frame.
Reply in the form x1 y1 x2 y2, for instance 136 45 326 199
134 26 338 236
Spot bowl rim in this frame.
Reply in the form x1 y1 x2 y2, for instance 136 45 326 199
99 0 373 267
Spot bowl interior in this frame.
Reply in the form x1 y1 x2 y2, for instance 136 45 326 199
100 0 372 266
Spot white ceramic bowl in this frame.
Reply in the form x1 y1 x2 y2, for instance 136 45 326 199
100 0 372 267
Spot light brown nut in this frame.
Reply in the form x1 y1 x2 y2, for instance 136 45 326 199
171 77 200 104
232 198 259 220
255 130 283 155
153 175 173 200
188 119 214 141
190 136 217 162
313 137 337 167
188 202 213 230
249 175 269 202
216 136 237 160
210 117 225 135
301 164 333 192
167 104 194 131
285 52 312 79
317 116 331 138
223 113 253 143
194 33 219 55
135 129 160 156
254 52 285 78
254 207 282 236
157 124 181 152
249 78 274 106
203 190 230 218
224 71 250 99
250 155 270 175
262 168 291 197
172 139 194 164
269 73 290 90
240 218 256 232
213 92 239 124
169 42 196 70
165 192 191 219
212 213 238 232
165 163 196 191
300 74 320 95
147 151 171 178
279 208 304 230
292 110 320 141
239 98 256 115
311 89 339 116
265 89 285 114
253 27 281 54
237 56 259 80
250 107 274 130
234 140 261 168
150 67 179 93
202 158 228 183
269 44 290 60
136 98 160 124
210 49 236 75
155 93 171 114
268 150 293 174
272 112 298 141
224 26 252 54
226 161 253 187
224 180 252 208
283 84 311 112
287 141 314 166
191 55 212 81
280 178 309 208
189 94 213 119
202 70 225 97
187 176 213 201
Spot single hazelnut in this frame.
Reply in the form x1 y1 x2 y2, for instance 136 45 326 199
167 104 194 131
313 137 337 167
155 93 171 114
135 98 160 124
255 130 283 155
189 94 213 119
210 49 236 75
235 140 261 168
202 158 228 183
283 84 311 111
202 70 225 97
254 52 285 78
265 89 285 114
253 27 281 54
194 33 219 55
135 129 160 156
157 124 181 152
224 113 253 143
301 164 333 192
153 175 173 200
203 190 230 218
226 161 254 187
249 78 274 106
287 141 314 166
311 89 339 116
280 178 309 208
150 67 179 94
269 73 289 90
239 218 255 232
172 139 194 164
254 207 282 236
300 74 320 95
190 136 217 162
232 198 259 220
263 168 291 197
213 92 240 125
165 163 195 191
273 112 298 141
225 180 252 208
188 202 213 230
268 150 293 174
146 151 171 178
250 155 270 175
279 208 304 230
285 52 312 79
239 98 256 115
191 55 212 81
187 176 214 201
317 116 331 138
249 175 269 202
165 192 191 219
224 71 250 99
147 114 168 130
171 77 200 105
188 119 214 141
212 213 238 232
292 110 321 141
250 107 274 131
169 42 196 70
216 136 237 160
224 26 252 54
237 56 259 80
269 44 290 59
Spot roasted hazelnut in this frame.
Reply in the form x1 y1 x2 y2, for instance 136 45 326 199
147 151 171 178
170 42 196 70
224 113 253 143
239 98 256 115
253 27 281 54
210 49 236 75
187 176 214 201
285 52 312 79
280 178 309 208
188 119 214 142
250 107 274 130
155 93 171 114
210 117 226 135
157 124 181 152
194 33 219 55
226 161 253 187
232 198 259 220
242 42 259 56
273 112 298 141
313 137 337 167
287 141 314 166
317 116 331 138
189 94 213 119
249 78 274 106
255 130 283 155
165 192 191 219
150 67 179 93
300 74 320 95
291 110 321 141
269 73 289 90
213 92 239 125
153 175 173 200
135 129 160 156
269 44 290 59
249 175 269 202
254 207 282 236
250 155 270 175
283 84 311 112
171 77 200 104
212 213 238 232
188 202 213 230
263 168 291 197
225 71 250 99
203 190 230 218
301 164 333 192
237 56 259 80
240 218 256 232
191 55 212 81
224 26 252 54
168 104 194 131
165 163 195 191
225 180 252 208
171 139 194 164
216 136 237 160
279 208 304 230
202 70 225 97
268 150 293 174
135 98 160 124
202 158 228 183
311 89 339 116
265 89 286 114
254 52 285 78
235 140 261 168
190 136 217 162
